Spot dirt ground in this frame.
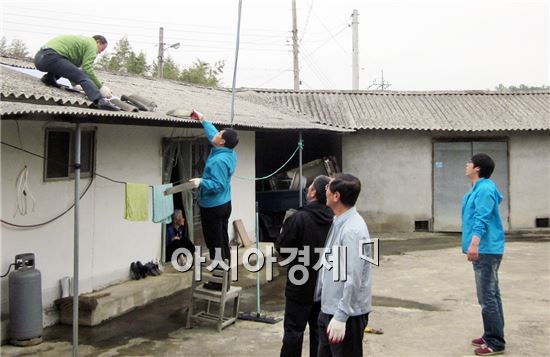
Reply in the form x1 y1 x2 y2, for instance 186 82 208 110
1 232 549 357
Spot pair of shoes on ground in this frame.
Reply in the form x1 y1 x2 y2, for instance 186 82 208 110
130 261 161 280
471 337 505 356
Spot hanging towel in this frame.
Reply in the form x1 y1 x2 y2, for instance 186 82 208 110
152 183 174 223
125 183 149 221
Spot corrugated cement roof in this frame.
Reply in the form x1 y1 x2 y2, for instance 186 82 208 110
0 57 348 132
253 89 550 131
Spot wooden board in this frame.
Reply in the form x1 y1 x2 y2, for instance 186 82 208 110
233 219 253 247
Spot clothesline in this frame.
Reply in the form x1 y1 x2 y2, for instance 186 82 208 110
0 139 304 228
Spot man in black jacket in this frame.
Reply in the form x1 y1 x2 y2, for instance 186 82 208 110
276 175 334 357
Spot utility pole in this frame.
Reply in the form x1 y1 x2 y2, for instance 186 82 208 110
292 0 300 90
351 9 359 90
157 27 164 79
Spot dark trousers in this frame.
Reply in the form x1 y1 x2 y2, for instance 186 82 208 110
34 48 102 102
317 312 369 357
200 201 232 264
281 300 321 357
473 254 505 351
166 237 196 263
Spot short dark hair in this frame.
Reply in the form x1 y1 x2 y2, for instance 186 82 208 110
93 35 108 45
222 128 239 149
328 173 361 207
471 153 495 179
312 175 331 205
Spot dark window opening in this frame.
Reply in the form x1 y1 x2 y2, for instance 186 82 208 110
415 220 430 232
44 128 95 180
535 217 549 228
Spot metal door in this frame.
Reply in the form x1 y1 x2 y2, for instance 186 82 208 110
472 142 509 230
433 141 509 232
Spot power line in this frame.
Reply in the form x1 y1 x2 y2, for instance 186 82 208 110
299 0 315 45
301 55 334 88
4 5 294 37
254 24 347 88
309 8 350 55
1 27 292 53
2 21 290 48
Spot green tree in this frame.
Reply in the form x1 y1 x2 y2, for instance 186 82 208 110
97 36 150 75
6 39 29 58
152 55 180 80
98 36 132 72
126 51 149 75
179 59 225 86
495 83 549 92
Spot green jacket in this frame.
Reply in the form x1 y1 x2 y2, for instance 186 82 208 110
45 35 102 88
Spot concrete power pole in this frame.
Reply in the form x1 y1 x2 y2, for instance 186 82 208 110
351 9 359 90
157 27 164 79
292 0 300 90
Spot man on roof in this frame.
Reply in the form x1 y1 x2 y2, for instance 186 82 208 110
34 34 119 111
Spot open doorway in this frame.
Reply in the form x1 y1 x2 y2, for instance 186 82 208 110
254 131 342 241
162 137 210 262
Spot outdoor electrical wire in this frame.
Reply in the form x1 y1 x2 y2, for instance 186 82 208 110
1 138 305 227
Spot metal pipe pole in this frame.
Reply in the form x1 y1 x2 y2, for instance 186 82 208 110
255 201 260 316
299 132 303 207
158 27 164 79
72 123 81 357
351 9 359 90
230 0 243 127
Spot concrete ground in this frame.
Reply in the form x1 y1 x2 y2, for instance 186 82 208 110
1 232 549 357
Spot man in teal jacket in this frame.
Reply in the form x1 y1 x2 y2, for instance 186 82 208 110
34 34 119 111
462 153 506 356
189 110 238 287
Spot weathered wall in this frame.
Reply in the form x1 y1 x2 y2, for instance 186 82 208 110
342 131 433 232
508 131 550 229
343 130 550 232
1 120 256 329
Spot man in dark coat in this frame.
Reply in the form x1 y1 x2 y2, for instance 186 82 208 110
276 175 334 357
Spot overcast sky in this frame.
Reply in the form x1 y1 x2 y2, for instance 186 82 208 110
1 0 548 91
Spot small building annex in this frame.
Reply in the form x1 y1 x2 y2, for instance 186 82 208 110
253 89 550 232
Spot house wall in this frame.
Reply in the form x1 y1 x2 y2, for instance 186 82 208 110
1 120 256 327
508 131 550 229
342 131 433 232
342 130 550 232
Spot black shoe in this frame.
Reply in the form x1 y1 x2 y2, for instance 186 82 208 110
95 98 121 111
144 262 160 276
40 74 62 88
152 262 162 276
136 261 148 279
130 262 141 280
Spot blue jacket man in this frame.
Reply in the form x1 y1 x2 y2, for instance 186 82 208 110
462 153 506 356
189 110 238 284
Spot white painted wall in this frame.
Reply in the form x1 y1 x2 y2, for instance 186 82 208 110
1 120 256 327
343 131 433 232
509 131 550 229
